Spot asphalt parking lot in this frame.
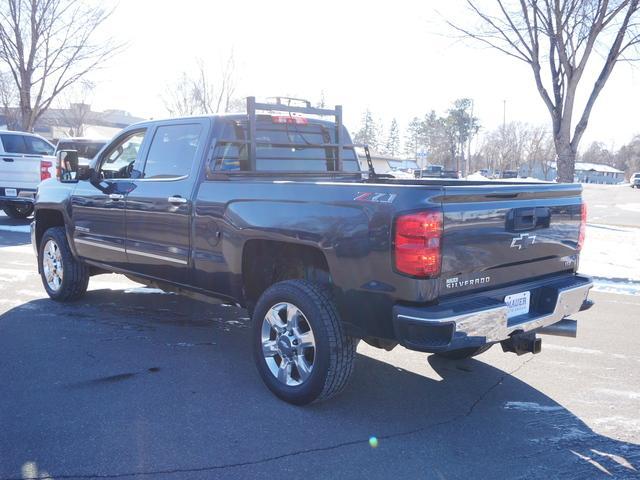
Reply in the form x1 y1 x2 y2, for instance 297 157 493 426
1 211 639 479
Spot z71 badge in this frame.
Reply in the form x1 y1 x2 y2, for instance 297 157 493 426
353 192 397 203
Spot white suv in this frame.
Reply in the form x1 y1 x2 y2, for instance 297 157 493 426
0 131 55 219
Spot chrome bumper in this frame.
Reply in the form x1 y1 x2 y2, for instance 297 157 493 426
392 275 593 353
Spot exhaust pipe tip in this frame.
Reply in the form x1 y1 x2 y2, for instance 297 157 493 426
538 319 577 338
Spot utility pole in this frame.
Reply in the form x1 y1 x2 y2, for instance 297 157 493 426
502 99 506 129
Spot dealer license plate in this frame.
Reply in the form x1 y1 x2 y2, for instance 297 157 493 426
4 188 17 197
504 291 530 318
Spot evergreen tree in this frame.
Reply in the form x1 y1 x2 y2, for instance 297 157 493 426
384 118 401 157
404 117 423 160
353 109 381 151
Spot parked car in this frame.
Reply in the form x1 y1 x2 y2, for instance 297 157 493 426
415 165 460 179
0 130 55 219
32 97 593 405
415 165 444 178
55 137 108 162
631 172 640 188
500 170 519 179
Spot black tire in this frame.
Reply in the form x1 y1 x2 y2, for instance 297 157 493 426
435 344 493 360
3 203 34 219
39 226 89 301
252 280 357 405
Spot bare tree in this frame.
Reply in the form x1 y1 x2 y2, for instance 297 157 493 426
0 0 119 132
523 124 555 177
449 1 640 182
0 70 18 128
56 79 94 137
163 51 238 117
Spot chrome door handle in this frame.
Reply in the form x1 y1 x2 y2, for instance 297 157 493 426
108 193 124 200
168 196 187 205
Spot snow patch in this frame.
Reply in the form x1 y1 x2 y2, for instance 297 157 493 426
579 224 640 295
591 279 640 296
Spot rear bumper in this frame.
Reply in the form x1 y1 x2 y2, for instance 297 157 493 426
0 189 36 205
392 274 593 353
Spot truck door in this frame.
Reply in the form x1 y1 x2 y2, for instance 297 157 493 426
71 129 148 268
124 120 207 285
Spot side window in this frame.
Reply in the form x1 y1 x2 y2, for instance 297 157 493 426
99 130 146 179
1 134 28 154
25 136 55 155
143 124 202 179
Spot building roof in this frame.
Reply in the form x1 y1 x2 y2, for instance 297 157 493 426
549 161 624 174
574 162 624 174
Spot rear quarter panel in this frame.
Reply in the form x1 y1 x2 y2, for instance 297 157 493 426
193 180 443 338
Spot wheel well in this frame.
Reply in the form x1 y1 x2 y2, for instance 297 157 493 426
242 240 331 307
35 209 65 252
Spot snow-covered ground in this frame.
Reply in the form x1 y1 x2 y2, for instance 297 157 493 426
580 223 640 296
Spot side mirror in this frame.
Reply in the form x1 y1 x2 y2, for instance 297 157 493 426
56 150 79 183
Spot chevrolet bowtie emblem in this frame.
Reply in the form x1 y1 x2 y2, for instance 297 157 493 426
511 233 536 250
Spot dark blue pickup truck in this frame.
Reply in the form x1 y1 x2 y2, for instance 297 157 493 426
31 97 593 405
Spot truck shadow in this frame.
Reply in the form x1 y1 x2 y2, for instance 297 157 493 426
1 288 639 479
0 215 32 247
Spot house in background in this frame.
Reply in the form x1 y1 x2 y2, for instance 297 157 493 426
525 161 625 184
0 104 146 142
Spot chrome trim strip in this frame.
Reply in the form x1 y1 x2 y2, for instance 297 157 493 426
126 248 188 265
397 280 593 343
74 238 188 265
74 238 125 252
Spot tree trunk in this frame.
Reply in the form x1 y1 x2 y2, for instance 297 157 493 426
556 141 576 183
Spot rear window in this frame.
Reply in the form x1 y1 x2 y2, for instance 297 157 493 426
212 119 359 173
57 141 105 159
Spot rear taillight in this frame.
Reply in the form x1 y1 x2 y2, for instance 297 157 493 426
271 115 308 125
40 160 52 181
394 210 443 277
577 202 587 251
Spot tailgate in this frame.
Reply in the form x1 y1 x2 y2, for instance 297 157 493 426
439 183 582 296
0 154 44 190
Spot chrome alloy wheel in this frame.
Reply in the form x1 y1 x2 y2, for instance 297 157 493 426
42 239 64 292
261 302 316 386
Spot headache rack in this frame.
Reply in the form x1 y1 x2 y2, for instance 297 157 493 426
245 96 349 172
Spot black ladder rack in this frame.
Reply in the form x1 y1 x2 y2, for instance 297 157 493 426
246 96 345 172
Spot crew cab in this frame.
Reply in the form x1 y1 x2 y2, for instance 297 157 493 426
0 131 55 218
32 97 593 405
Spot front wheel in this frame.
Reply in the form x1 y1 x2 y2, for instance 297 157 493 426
39 226 89 301
252 280 357 405
3 203 34 219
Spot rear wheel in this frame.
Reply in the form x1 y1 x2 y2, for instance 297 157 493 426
435 344 493 360
39 226 89 301
252 280 356 405
3 203 34 219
